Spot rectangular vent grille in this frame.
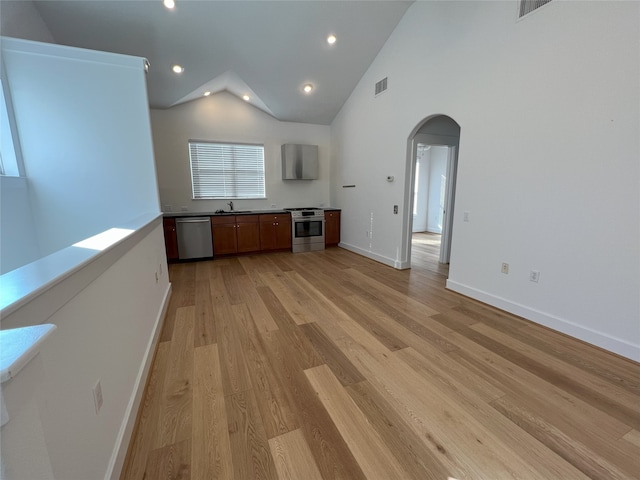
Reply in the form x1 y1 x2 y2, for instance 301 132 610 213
375 77 388 96
519 0 552 18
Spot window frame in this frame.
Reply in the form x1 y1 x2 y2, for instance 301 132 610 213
188 140 266 200
0 59 25 177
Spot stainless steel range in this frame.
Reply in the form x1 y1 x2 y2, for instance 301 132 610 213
285 208 325 253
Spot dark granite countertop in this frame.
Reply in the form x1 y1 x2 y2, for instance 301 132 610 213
163 207 341 218
163 209 288 218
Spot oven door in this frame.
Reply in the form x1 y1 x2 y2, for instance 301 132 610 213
292 217 325 252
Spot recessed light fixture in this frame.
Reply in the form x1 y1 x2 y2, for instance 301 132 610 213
303 84 313 94
203 91 211 96
242 94 251 102
163 0 175 9
171 64 184 74
327 34 337 45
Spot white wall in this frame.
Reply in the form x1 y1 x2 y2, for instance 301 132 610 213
151 91 331 213
1 223 170 480
0 176 39 274
330 1 639 360
0 0 55 44
0 1 53 274
2 38 160 258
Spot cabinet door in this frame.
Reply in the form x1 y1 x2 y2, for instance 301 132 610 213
163 218 179 260
211 216 237 255
274 215 292 249
259 215 277 250
325 211 341 246
236 215 261 253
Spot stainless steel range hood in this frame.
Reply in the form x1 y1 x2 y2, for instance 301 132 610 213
281 144 318 180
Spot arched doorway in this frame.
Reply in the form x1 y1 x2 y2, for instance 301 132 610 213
401 115 460 274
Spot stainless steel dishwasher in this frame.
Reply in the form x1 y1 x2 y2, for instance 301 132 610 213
175 217 213 260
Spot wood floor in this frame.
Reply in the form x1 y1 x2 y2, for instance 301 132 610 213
121 247 640 480
411 232 449 277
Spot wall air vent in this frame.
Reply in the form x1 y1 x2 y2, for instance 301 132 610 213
375 77 388 96
519 0 552 18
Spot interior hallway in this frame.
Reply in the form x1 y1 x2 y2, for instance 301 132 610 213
412 231 449 277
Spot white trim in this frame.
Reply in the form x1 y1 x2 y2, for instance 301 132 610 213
446 279 640 362
1 36 146 71
106 282 172 480
338 242 398 269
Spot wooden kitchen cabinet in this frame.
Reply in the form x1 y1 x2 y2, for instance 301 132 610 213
325 210 341 246
211 215 261 256
211 216 238 255
163 217 179 261
260 214 291 251
236 215 261 253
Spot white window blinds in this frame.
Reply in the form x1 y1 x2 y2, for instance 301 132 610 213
189 141 266 199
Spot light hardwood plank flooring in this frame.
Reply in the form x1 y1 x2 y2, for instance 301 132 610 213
121 247 640 480
412 231 449 277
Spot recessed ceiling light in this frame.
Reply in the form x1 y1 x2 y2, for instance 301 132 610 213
242 94 251 102
171 64 184 74
327 34 337 45
303 84 313 94
203 91 211 96
163 0 175 9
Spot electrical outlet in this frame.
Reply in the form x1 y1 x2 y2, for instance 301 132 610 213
393 205 398 214
529 270 540 283
501 263 509 274
463 211 470 222
93 380 103 414
155 272 159 283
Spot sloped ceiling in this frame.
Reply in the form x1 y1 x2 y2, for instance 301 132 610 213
29 0 413 125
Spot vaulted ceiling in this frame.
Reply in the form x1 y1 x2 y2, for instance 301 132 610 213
29 0 413 125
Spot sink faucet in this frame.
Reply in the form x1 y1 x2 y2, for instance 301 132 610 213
227 201 234 211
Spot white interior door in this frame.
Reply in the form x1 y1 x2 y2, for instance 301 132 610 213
439 146 457 264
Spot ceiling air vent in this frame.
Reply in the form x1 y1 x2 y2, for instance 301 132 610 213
519 0 552 18
375 77 388 96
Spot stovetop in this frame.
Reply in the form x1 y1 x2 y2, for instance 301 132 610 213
285 207 324 217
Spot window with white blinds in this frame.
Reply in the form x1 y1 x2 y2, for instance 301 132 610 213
189 141 266 199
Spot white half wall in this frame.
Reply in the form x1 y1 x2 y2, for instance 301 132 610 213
151 91 331 213
0 222 170 480
330 1 639 360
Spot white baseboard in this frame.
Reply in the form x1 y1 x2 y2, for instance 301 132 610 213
106 282 172 480
338 242 399 268
446 279 640 362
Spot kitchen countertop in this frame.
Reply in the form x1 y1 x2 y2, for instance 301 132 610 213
163 209 287 218
163 207 341 218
